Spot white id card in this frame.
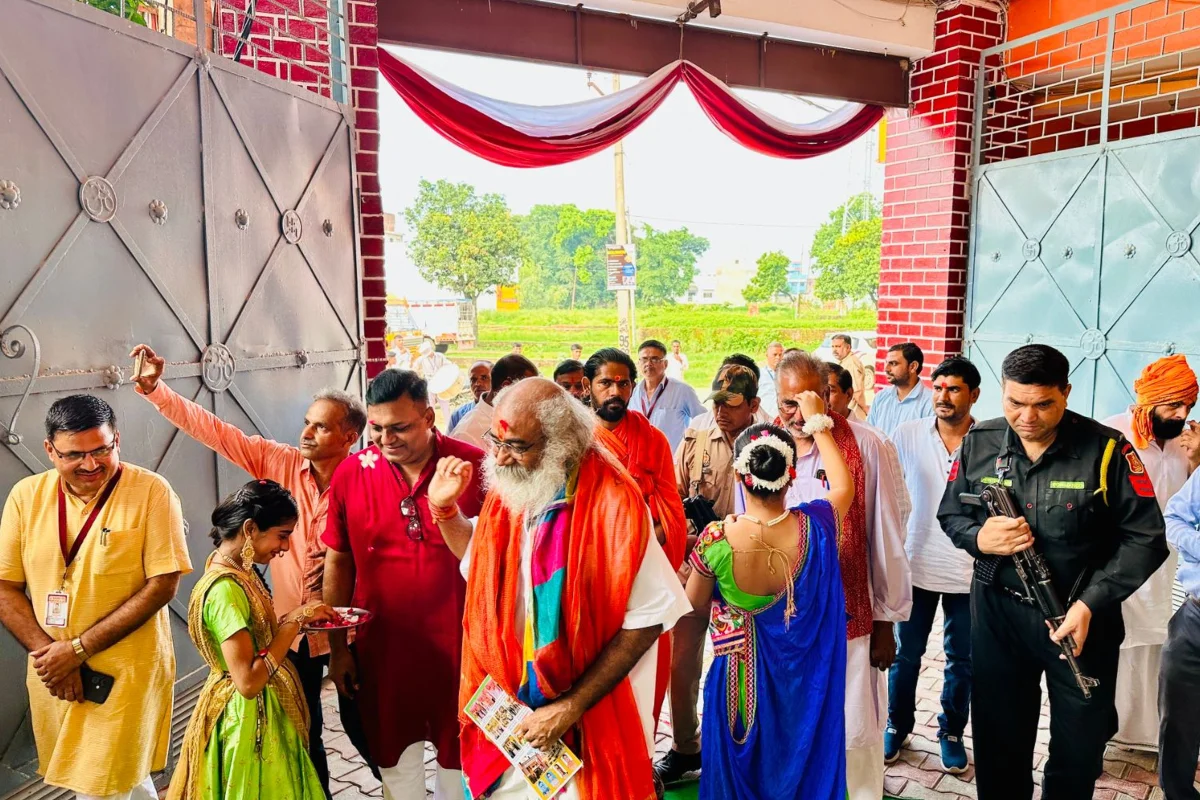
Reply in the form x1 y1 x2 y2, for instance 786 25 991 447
45 592 68 628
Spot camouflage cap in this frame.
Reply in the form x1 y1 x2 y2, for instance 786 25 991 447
705 364 759 407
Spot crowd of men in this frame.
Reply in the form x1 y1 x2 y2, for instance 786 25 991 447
3 331 1200 800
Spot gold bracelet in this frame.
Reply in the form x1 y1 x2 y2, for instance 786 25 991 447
71 637 88 662
259 650 280 677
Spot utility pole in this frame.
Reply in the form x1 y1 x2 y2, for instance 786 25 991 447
589 72 636 351
612 73 636 352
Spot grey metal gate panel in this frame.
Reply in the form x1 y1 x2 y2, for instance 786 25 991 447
966 128 1200 422
0 0 362 794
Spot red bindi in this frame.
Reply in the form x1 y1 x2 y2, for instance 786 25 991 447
498 419 510 434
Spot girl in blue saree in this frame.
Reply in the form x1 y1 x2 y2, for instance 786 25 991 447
686 403 853 800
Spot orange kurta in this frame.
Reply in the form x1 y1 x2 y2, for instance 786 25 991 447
598 412 687 722
460 449 656 800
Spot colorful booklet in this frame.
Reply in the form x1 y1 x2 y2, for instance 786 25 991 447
464 676 583 799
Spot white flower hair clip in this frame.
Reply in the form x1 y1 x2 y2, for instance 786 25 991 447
733 431 797 492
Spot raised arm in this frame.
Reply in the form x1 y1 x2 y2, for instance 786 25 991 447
427 456 477 560
798 391 854 520
132 344 297 478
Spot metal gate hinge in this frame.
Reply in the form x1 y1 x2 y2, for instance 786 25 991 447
0 325 41 446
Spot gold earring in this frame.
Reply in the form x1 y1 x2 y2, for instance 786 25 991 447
241 536 255 571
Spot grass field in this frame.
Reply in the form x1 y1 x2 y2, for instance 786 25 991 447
446 305 877 387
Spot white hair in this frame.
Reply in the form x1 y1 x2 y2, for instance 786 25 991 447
483 382 619 518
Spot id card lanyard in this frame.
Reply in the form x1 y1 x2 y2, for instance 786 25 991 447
640 377 669 418
47 467 123 628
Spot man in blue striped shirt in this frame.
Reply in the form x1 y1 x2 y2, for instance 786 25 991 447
867 342 934 437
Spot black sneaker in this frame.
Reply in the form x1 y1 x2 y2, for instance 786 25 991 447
653 750 702 786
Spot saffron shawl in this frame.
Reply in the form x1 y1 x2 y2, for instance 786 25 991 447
776 413 871 640
597 414 688 721
460 448 656 800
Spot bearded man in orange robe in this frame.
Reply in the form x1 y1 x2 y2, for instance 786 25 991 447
582 347 688 725
427 379 691 800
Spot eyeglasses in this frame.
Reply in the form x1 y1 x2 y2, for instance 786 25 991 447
481 431 543 457
399 496 424 541
639 357 665 366
49 439 117 465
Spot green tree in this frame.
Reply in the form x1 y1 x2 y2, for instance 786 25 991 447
812 193 882 304
403 180 523 337
85 0 148 24
517 204 615 309
742 250 791 303
632 225 709 306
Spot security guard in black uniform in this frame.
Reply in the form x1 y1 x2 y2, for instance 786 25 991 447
938 345 1167 800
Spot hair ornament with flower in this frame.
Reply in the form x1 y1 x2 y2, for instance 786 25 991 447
733 431 796 492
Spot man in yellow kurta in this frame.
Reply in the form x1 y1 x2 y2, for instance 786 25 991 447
0 395 192 799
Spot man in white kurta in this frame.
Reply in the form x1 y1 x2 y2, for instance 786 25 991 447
768 352 913 800
1102 355 1200 750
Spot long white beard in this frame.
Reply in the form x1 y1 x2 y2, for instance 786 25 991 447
483 453 571 520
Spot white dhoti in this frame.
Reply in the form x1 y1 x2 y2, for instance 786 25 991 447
77 775 157 800
1114 546 1177 751
1113 645 1163 750
846 636 886 800
380 742 463 800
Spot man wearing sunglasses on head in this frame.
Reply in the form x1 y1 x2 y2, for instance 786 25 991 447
322 369 487 800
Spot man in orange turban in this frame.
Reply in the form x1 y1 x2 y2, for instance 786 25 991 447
426 379 691 800
1103 353 1200 750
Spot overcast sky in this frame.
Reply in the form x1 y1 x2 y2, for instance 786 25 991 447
378 45 884 294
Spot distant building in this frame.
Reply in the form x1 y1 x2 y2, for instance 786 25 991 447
715 259 756 305
788 260 812 297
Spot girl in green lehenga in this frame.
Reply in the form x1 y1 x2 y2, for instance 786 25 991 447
168 480 338 800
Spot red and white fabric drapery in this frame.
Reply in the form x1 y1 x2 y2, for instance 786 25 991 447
377 48 884 168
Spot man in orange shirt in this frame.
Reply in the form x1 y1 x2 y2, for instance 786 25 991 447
130 344 366 797
583 347 687 726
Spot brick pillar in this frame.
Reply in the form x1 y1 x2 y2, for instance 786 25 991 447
877 0 1005 375
346 0 387 377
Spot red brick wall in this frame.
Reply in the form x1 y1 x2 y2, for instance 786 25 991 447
214 0 385 377
348 0 388 377
877 1 1005 377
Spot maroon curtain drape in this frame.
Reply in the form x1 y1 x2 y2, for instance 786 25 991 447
378 48 884 168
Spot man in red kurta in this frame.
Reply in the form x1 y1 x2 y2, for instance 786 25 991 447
323 369 486 800
583 347 687 724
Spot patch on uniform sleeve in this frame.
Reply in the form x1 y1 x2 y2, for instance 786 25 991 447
1122 442 1155 498
947 460 960 482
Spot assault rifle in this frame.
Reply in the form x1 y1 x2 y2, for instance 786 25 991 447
961 485 1100 700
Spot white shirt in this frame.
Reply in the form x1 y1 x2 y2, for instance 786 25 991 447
758 366 779 420
450 400 494 450
1104 410 1189 647
890 418 975 594
666 352 688 380
460 507 691 799
783 420 913 625
776 420 911 755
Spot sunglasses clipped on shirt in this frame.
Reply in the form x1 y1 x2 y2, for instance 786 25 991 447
399 496 424 541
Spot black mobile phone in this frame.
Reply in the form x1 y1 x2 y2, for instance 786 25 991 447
80 664 115 704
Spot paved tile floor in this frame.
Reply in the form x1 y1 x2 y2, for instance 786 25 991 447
318 614 1167 800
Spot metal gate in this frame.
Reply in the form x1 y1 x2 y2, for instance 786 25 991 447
966 0 1200 420
0 0 362 794
966 134 1200 419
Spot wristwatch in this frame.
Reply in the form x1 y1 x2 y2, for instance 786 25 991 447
71 637 88 662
